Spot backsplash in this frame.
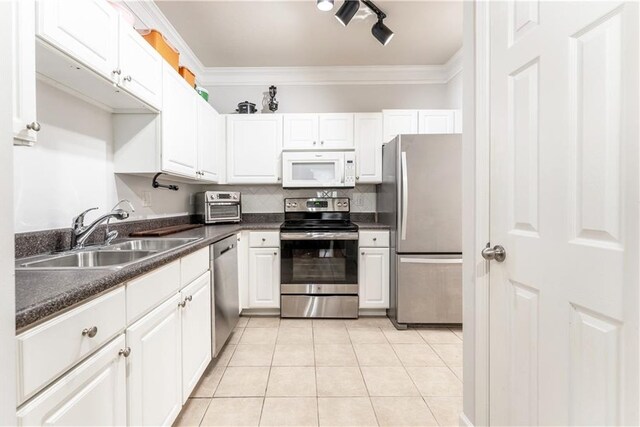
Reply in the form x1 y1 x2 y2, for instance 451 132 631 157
203 185 377 213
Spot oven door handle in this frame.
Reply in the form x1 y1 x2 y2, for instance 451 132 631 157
280 232 359 240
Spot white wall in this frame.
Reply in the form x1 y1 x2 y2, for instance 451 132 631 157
13 82 200 233
446 71 463 109
205 83 449 114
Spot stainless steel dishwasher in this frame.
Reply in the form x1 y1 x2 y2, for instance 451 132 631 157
211 234 240 357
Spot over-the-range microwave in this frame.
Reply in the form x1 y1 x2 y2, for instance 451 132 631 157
282 151 356 188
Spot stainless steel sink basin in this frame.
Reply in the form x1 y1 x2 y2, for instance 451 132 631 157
18 250 157 269
104 238 198 252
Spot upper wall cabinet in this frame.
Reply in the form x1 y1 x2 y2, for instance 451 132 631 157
12 0 39 146
37 0 119 81
196 97 219 183
227 115 283 184
382 110 418 143
283 113 354 150
418 110 455 134
354 113 383 184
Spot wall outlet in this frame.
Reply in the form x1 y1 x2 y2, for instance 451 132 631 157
142 191 152 207
353 193 364 207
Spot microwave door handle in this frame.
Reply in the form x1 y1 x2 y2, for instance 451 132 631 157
341 160 345 185
401 151 408 241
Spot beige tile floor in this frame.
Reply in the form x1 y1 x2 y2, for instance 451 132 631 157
174 316 463 427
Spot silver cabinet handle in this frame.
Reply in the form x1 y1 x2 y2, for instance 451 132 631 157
481 244 506 262
178 300 187 308
123 75 132 82
26 122 41 132
118 347 131 357
82 326 98 338
113 68 121 75
185 295 193 303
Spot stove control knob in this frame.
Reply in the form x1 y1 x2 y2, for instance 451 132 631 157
233 194 238 199
286 203 291 208
292 202 298 208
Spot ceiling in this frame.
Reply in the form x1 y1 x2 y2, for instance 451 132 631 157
154 1 463 68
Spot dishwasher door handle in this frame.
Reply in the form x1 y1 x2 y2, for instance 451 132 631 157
219 244 234 255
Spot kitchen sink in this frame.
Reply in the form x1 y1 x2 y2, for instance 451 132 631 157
17 250 157 269
104 238 198 252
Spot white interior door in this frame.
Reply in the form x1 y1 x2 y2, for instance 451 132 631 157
488 1 638 425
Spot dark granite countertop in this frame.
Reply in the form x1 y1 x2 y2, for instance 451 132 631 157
354 222 390 230
16 221 281 331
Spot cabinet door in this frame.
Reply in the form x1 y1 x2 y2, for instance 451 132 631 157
17 335 127 427
118 20 163 109
37 0 119 80
181 272 212 402
12 0 38 145
162 64 198 178
127 294 182 427
453 110 462 134
197 99 219 183
354 113 383 184
382 110 418 143
358 248 389 309
227 115 283 184
249 248 280 308
318 113 354 149
283 114 319 149
418 110 455 134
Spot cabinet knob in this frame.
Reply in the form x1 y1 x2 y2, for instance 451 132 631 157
356 176 360 180
118 347 131 357
26 121 41 132
123 75 132 82
277 177 281 181
185 295 193 303
274 252 278 256
313 141 317 145
320 141 325 145
361 251 365 255
262 238 266 242
373 237 377 241
81 326 98 338
113 68 122 75
178 300 187 308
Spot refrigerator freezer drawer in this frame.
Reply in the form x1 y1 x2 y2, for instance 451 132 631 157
396 255 462 324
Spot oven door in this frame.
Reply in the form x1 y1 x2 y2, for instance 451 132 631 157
282 152 345 188
280 232 358 292
206 203 241 223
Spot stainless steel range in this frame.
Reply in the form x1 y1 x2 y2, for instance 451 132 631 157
280 197 359 319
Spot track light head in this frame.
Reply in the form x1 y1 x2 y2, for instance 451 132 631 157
371 18 394 45
317 0 334 12
335 0 360 26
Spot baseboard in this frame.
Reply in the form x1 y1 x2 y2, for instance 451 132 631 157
358 309 387 316
240 308 280 316
459 413 473 426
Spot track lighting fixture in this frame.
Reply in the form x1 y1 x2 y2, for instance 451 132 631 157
316 0 334 12
334 0 359 26
330 0 394 45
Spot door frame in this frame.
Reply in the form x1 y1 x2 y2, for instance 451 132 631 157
461 1 491 425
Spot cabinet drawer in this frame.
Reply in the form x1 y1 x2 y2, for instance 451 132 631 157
181 247 209 288
249 231 280 248
359 230 389 247
16 287 126 404
127 261 180 324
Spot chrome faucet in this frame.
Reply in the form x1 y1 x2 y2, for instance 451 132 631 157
105 200 135 245
71 203 133 249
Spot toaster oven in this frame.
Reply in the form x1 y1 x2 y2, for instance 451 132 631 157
195 191 241 224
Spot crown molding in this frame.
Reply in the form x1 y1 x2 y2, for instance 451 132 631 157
124 1 463 87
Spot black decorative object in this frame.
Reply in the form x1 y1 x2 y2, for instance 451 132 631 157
236 101 257 114
268 86 279 112
152 173 179 191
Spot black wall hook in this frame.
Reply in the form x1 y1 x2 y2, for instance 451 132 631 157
152 173 179 191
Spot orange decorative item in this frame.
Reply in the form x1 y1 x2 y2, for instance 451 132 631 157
179 66 196 87
138 29 179 71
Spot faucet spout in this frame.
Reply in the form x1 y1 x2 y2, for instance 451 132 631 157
71 205 132 249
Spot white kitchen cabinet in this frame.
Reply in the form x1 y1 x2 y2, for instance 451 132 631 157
117 20 163 109
180 272 212 403
248 247 280 308
354 113 383 184
36 0 119 81
12 0 39 146
382 110 418 143
318 113 354 149
127 293 182 427
418 110 455 134
358 247 390 309
283 114 319 149
196 98 219 182
16 335 127 427
453 110 462 134
161 63 198 179
226 115 283 184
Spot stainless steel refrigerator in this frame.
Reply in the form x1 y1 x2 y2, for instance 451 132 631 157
378 134 462 328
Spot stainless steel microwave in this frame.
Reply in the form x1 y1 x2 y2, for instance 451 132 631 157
282 151 356 188
194 191 241 224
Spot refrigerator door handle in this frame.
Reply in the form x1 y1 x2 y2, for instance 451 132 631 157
401 151 409 240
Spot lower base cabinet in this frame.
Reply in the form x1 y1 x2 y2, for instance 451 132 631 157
359 247 390 309
16 335 127 426
248 247 280 308
127 294 182 427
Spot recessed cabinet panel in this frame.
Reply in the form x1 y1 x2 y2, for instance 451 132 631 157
283 114 319 149
226 115 283 184
37 0 119 80
359 247 390 309
197 98 219 182
249 247 280 308
318 113 354 149
418 110 455 134
12 0 38 145
382 110 419 143
354 113 383 183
